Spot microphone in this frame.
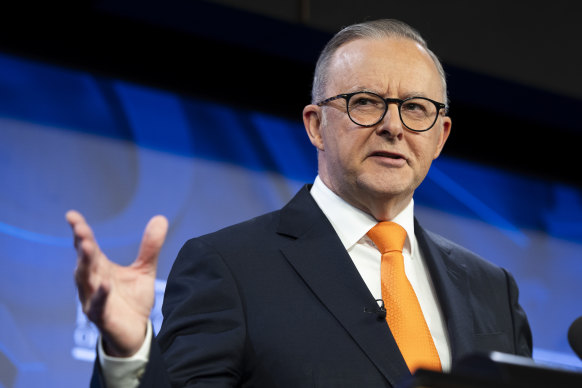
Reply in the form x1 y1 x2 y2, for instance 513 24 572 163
568 316 582 360
364 299 387 320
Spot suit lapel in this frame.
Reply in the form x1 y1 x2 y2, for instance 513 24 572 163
414 220 475 365
277 186 410 387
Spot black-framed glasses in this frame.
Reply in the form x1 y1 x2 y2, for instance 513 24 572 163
316 91 447 132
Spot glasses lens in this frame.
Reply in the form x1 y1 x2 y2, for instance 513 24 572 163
347 92 385 126
400 98 438 131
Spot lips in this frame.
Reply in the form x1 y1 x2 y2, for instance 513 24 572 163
369 151 406 160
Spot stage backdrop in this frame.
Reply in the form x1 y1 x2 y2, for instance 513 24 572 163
1 52 581 387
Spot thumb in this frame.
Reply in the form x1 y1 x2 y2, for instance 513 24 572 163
133 215 169 273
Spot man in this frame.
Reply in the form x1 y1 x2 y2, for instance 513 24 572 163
68 19 532 387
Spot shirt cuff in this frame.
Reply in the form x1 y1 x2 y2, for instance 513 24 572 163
98 320 152 388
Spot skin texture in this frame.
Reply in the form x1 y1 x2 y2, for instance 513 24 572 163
67 210 168 356
303 37 451 221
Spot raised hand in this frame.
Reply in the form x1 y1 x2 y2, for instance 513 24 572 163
67 210 169 357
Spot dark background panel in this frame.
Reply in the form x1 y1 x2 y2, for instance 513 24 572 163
1 0 580 186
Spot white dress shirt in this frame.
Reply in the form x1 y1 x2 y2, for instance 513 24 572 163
99 320 151 388
310 176 451 371
99 177 452 388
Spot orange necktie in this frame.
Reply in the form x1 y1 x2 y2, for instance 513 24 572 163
367 222 441 373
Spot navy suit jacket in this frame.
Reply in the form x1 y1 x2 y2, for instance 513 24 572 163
92 185 532 387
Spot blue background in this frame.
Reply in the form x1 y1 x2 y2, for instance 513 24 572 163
1 52 581 387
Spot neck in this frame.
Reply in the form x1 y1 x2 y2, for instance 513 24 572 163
318 175 412 222
356 195 412 222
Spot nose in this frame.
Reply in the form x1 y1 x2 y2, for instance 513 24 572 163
376 103 403 138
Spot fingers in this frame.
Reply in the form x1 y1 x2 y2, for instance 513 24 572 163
66 211 167 349
134 215 169 273
67 211 101 266
67 210 103 304
66 210 97 251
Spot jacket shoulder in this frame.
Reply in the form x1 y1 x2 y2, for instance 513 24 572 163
422 227 507 277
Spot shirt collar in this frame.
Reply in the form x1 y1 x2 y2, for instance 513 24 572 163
310 176 417 255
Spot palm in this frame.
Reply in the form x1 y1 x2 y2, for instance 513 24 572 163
67 211 168 356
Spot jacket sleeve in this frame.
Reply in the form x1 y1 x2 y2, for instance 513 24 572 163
504 268 533 357
144 237 247 387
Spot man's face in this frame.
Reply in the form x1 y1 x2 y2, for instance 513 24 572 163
304 37 451 218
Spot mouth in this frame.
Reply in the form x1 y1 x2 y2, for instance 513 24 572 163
369 151 406 161
367 150 408 167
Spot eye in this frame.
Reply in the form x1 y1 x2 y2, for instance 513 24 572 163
352 97 374 105
349 93 384 110
401 99 434 118
402 101 426 112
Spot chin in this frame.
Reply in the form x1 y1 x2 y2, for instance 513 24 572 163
359 170 414 192
357 179 412 201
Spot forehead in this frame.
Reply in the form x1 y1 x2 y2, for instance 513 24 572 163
327 37 443 99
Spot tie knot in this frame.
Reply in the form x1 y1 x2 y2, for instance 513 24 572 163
367 221 407 254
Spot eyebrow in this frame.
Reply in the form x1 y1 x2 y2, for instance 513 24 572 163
400 90 430 99
349 87 431 100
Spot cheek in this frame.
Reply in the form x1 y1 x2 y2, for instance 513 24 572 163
321 118 365 156
338 130 370 161
409 136 440 168
324 133 369 177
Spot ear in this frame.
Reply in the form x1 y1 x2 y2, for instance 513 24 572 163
432 116 451 159
303 104 325 151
